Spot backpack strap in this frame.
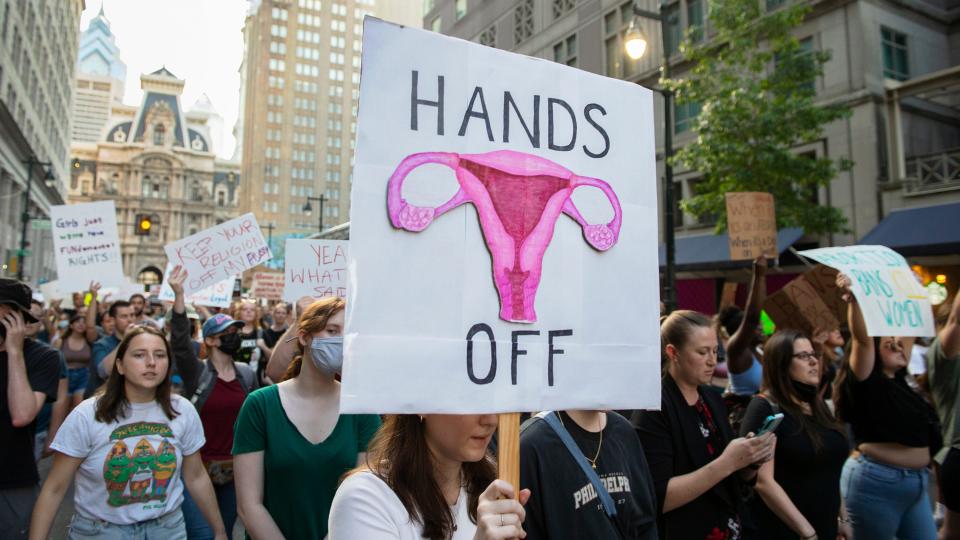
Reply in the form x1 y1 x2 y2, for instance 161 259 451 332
538 411 618 519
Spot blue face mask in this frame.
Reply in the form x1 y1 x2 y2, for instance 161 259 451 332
310 336 343 376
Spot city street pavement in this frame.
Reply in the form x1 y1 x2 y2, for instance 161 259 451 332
37 455 245 539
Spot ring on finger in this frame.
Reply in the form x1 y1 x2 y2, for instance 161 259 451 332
499 513 504 527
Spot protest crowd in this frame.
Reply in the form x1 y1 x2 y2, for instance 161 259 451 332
0 250 956 540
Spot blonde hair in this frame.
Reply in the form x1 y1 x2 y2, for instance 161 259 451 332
231 299 261 329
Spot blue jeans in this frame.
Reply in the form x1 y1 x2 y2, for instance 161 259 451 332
68 509 186 540
840 455 936 540
181 480 236 540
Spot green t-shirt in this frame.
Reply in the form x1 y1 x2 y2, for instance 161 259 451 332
232 385 381 539
926 337 960 463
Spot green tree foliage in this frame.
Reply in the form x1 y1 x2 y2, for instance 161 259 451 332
666 0 851 234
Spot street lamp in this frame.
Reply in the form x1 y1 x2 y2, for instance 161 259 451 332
18 158 55 281
303 195 327 234
625 1 677 314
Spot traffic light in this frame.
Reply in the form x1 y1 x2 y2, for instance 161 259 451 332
135 215 153 236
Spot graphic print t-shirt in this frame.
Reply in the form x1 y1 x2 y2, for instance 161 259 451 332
50 395 205 524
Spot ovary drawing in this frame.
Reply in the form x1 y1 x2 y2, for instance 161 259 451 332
387 149 622 323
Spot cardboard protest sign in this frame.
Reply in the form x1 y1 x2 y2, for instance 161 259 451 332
725 192 777 260
163 213 272 296
763 277 840 336
158 263 234 308
250 271 284 301
282 239 348 302
802 265 847 323
51 201 124 292
799 246 935 337
341 18 661 414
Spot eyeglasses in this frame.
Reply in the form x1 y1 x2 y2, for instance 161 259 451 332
880 341 903 352
792 351 821 361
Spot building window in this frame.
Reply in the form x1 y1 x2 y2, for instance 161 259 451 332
775 37 816 92
153 124 165 146
431 16 441 32
514 0 534 44
479 24 496 47
881 26 908 81
456 0 467 20
553 34 577 66
603 2 640 78
687 0 704 43
552 0 575 19
674 101 701 134
217 191 226 206
664 3 680 56
423 0 434 16
689 178 717 225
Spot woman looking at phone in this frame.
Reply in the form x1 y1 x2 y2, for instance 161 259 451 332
740 330 850 540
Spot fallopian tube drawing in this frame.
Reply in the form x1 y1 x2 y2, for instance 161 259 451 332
387 149 622 323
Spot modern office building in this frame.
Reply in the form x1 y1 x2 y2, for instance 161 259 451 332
0 0 85 283
238 0 421 236
429 0 960 311
68 68 242 284
72 4 126 144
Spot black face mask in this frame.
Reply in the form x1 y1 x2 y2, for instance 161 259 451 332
217 332 242 355
791 379 819 402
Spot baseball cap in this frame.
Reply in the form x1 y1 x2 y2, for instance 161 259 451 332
0 278 39 323
202 313 244 338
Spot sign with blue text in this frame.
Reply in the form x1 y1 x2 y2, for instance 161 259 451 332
799 245 935 337
51 201 124 292
341 18 661 414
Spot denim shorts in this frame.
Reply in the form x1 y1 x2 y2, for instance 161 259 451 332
68 509 186 540
67 367 89 395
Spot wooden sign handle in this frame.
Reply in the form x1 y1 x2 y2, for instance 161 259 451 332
497 412 521 498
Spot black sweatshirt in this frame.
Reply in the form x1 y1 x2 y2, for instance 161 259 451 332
520 411 659 540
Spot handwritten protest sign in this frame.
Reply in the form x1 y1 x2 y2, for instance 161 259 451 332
763 277 840 336
158 263 234 308
799 246 935 337
282 239 348 302
250 271 284 301
163 213 272 296
726 192 777 260
802 265 847 323
341 18 661 414
51 201 124 291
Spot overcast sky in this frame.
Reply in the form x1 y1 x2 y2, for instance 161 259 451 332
80 0 248 158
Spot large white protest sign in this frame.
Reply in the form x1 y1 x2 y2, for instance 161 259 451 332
51 201 124 292
164 213 272 296
158 263 234 308
341 19 661 414
799 245 935 337
282 239 348 302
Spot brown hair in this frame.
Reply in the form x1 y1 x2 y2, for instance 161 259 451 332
761 330 844 452
350 415 496 540
282 297 346 381
94 326 180 423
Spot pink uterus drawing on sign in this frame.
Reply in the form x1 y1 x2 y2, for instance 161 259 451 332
386 149 623 323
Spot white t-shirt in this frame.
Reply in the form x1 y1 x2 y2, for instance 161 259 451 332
50 395 205 524
328 470 477 539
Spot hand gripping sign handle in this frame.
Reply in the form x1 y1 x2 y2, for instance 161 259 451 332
566 175 624 252
386 152 464 232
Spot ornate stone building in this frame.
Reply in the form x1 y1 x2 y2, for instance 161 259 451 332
69 68 242 284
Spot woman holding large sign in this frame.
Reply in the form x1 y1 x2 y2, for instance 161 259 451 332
634 310 776 540
233 298 381 539
832 274 941 539
328 414 529 539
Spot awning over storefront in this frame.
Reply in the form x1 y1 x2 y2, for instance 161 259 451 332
858 202 960 256
658 227 805 271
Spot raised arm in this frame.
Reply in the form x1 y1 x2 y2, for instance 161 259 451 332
837 273 874 381
168 266 203 396
2 311 46 426
939 292 960 358
726 256 767 374
84 282 101 343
